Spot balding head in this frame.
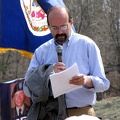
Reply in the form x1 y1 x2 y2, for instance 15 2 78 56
47 6 72 26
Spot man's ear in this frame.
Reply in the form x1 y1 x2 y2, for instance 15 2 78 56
70 18 74 25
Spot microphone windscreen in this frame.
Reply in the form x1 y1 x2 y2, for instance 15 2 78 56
56 45 63 54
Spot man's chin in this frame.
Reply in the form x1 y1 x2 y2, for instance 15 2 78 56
56 40 65 45
56 39 67 45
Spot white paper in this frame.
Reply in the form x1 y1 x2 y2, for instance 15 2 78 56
50 63 81 98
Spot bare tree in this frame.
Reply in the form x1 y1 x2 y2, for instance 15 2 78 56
108 0 120 60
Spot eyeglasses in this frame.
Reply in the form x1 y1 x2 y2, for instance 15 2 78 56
50 24 69 31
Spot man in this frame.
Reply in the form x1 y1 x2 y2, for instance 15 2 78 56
23 6 110 119
11 82 30 120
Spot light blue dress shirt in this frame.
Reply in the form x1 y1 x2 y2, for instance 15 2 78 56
24 31 110 108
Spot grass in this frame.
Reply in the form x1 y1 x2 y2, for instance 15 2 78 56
94 96 120 120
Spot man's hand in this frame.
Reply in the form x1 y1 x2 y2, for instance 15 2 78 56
69 74 94 88
53 62 66 73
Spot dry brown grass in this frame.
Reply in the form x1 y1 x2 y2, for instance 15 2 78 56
94 96 120 120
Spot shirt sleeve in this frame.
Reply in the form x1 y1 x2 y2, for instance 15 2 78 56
83 41 110 92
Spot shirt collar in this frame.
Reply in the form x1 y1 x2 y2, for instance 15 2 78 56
16 104 24 115
67 29 75 46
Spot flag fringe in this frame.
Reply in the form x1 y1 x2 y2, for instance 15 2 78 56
0 48 33 59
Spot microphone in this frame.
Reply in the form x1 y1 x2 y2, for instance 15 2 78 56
56 45 63 62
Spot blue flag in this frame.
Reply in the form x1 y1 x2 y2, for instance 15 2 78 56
0 0 66 58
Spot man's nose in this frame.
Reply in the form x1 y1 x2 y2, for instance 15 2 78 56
56 28 63 34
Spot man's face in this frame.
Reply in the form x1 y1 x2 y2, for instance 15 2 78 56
13 90 25 108
48 8 73 45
